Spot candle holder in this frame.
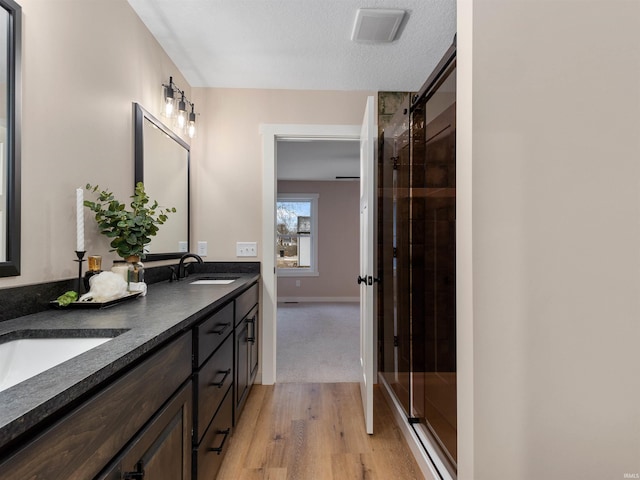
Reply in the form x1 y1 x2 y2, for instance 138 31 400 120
75 250 86 295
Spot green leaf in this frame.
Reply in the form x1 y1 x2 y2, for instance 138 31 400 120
84 181 175 259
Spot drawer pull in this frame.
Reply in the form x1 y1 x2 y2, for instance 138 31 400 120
209 322 231 335
210 368 232 388
208 428 231 455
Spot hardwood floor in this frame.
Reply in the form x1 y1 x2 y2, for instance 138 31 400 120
216 383 424 480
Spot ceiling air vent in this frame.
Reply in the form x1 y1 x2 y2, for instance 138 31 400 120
351 8 406 43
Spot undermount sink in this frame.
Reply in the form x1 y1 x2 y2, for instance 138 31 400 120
190 277 238 285
0 332 124 393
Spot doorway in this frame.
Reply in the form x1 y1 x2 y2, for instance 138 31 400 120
260 124 361 385
275 147 361 382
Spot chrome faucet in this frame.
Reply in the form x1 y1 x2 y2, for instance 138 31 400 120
177 253 203 280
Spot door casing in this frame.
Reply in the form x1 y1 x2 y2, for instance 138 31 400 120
260 123 361 385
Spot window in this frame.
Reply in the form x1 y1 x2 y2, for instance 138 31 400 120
276 193 318 276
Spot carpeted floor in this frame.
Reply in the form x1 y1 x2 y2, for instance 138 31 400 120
276 302 360 383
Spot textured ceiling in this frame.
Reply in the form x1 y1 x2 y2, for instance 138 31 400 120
127 0 456 91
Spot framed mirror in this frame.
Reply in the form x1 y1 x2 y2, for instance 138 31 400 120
0 0 21 277
134 103 189 261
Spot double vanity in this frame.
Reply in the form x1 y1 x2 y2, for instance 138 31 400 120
0 268 260 479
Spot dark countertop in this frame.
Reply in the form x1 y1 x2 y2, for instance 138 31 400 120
0 272 260 452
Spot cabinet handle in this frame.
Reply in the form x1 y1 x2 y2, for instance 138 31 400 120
210 368 231 388
247 315 256 343
208 428 231 455
122 463 145 479
209 322 231 335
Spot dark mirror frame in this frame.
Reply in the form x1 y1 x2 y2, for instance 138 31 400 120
134 103 190 261
0 0 21 277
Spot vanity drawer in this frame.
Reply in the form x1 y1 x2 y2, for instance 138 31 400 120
194 301 234 366
195 333 233 442
235 282 258 326
195 387 233 480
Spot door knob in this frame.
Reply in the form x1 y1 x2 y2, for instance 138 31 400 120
357 275 366 285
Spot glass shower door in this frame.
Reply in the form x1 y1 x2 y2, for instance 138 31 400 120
379 95 411 414
411 62 458 471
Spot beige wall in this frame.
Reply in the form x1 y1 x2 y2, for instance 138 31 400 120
277 180 359 300
0 1 372 291
189 88 372 262
458 1 640 479
0 0 190 288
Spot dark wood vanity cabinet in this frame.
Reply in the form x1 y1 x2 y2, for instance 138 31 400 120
234 283 259 424
0 279 260 480
98 380 193 480
192 303 235 479
0 332 192 480
192 281 260 479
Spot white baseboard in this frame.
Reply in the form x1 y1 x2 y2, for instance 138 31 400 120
277 296 360 303
378 374 451 480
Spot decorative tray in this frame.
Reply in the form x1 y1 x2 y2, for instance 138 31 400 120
50 292 142 309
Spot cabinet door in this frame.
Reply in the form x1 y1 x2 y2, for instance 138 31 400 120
248 308 259 382
99 380 193 480
234 317 249 423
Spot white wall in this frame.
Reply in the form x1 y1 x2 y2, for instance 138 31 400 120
0 0 190 288
458 1 640 479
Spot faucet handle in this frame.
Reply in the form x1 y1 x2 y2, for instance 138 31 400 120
168 266 178 282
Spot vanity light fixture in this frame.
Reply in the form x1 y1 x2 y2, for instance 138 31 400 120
162 76 198 138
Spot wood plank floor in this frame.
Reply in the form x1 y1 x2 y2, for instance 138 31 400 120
216 383 424 480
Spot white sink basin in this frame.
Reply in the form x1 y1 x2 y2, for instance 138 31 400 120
190 279 236 285
0 337 111 393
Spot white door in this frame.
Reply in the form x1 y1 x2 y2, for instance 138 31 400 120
359 96 375 434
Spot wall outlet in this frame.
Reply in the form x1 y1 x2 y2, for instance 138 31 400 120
178 241 188 253
295 280 301 287
197 241 208 257
236 242 257 257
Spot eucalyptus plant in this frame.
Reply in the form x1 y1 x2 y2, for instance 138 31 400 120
84 182 176 259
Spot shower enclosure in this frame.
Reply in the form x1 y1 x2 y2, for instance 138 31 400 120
378 42 457 477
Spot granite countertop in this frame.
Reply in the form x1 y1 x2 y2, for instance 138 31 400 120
0 272 260 452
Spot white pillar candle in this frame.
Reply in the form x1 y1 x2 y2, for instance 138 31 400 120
76 188 84 252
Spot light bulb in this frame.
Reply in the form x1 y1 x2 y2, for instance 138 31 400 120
176 96 187 129
163 85 175 117
188 107 196 138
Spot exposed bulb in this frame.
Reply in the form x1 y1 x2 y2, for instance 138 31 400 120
177 110 187 129
176 96 187 129
163 85 175 118
187 107 196 138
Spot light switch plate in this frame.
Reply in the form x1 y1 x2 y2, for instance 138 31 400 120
236 242 257 257
178 241 188 253
197 241 208 257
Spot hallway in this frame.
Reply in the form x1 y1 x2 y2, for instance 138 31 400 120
216 383 424 479
276 303 360 383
